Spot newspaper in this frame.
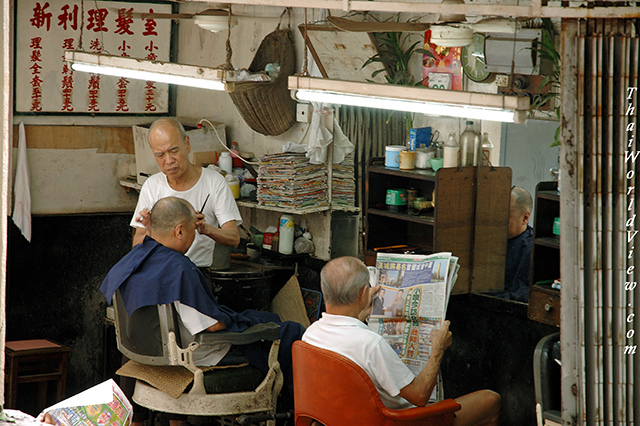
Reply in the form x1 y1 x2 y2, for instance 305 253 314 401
368 252 459 400
39 379 132 426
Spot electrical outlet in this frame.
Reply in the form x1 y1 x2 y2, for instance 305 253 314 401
296 103 312 123
495 75 510 87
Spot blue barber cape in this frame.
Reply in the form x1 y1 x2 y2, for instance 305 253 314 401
100 236 280 332
100 236 303 386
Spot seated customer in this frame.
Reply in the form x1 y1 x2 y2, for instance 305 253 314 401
100 196 303 425
492 186 534 302
303 256 501 426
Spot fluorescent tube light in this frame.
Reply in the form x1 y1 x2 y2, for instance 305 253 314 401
65 51 235 91
289 76 529 124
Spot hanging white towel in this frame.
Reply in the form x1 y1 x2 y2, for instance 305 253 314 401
305 102 333 165
331 118 354 164
12 122 31 241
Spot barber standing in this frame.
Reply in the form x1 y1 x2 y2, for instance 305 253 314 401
130 117 242 270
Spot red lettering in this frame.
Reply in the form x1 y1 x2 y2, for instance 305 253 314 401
57 4 78 31
118 40 131 57
86 8 109 32
88 75 100 90
29 63 43 73
29 50 42 62
30 37 43 49
142 9 158 36
116 77 129 112
89 38 103 52
114 8 134 35
61 38 74 50
144 81 157 111
145 40 158 61
30 2 52 31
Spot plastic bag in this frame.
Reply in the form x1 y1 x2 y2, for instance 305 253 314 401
294 236 315 254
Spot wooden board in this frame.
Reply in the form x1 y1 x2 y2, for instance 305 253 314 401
13 125 134 154
471 166 512 293
434 167 476 294
298 24 387 83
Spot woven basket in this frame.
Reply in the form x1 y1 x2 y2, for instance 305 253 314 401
228 28 297 136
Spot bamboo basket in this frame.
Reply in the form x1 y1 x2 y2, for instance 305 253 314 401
228 28 297 136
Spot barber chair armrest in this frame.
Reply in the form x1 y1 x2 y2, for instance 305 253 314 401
195 322 281 346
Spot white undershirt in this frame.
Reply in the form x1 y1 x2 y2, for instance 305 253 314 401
173 301 231 366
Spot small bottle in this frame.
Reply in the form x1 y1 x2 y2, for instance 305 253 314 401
272 230 280 253
481 132 494 167
443 132 459 168
279 214 295 255
459 121 480 167
218 151 232 174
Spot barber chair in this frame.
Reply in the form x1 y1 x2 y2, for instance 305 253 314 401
292 341 461 426
112 289 284 425
533 332 561 426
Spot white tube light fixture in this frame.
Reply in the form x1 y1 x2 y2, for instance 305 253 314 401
65 51 236 91
289 76 529 124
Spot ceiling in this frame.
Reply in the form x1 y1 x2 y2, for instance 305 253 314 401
181 0 640 19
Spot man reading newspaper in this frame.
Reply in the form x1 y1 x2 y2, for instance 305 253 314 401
302 256 501 426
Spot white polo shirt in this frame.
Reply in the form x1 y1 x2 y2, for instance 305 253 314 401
302 313 415 409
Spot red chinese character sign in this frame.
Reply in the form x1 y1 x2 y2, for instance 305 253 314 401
15 0 171 113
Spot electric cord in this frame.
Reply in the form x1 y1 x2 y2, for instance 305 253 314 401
197 118 260 165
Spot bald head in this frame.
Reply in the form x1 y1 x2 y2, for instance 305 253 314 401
508 187 533 238
148 197 197 253
148 117 187 143
321 256 370 307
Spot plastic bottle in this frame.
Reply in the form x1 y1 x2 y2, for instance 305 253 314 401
443 132 459 168
459 121 480 167
279 214 295 255
272 230 279 253
481 133 494 167
218 151 232 174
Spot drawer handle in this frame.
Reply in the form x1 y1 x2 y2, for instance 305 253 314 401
545 303 553 312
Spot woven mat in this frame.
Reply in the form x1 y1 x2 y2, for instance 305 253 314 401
270 275 311 328
117 360 247 399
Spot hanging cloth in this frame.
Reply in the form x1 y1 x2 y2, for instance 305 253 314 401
12 122 31 242
306 102 354 164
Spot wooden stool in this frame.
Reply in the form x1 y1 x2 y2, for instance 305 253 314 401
4 339 70 412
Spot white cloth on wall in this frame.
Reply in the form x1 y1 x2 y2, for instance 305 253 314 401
305 102 355 164
12 122 31 242
331 117 354 163
306 102 333 164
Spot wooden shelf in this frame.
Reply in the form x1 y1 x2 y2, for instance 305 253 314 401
534 236 560 249
537 190 560 202
367 207 435 225
368 162 437 182
237 199 360 214
364 157 512 295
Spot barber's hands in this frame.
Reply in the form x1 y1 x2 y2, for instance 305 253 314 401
429 320 452 355
136 208 151 228
358 285 381 322
195 212 208 234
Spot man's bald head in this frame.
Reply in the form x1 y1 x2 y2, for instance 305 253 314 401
148 117 188 143
320 256 370 307
149 197 195 233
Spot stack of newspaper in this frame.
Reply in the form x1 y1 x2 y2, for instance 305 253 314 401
331 152 355 207
257 152 328 209
369 252 459 401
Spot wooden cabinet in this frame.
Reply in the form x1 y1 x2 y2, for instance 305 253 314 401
364 158 512 294
528 181 560 327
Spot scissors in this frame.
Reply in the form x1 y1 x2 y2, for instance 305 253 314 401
430 129 440 143
199 194 210 213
